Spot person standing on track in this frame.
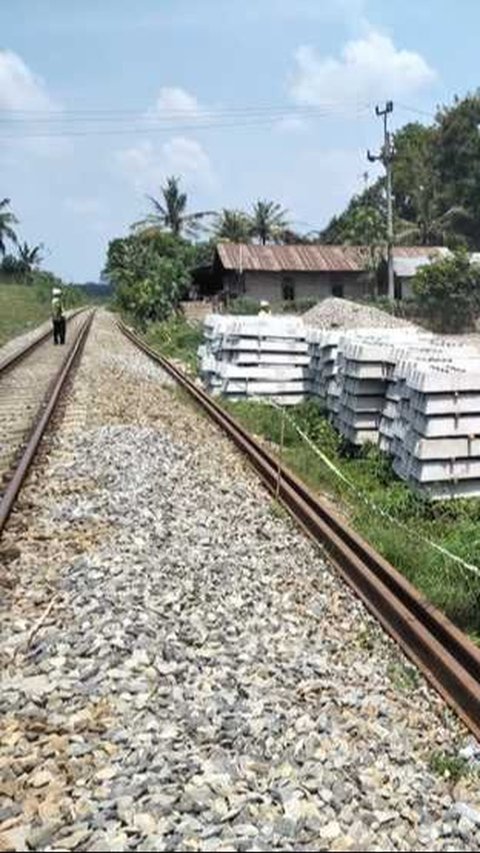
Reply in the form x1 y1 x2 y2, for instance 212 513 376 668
51 287 66 345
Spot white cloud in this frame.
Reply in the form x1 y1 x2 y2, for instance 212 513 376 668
0 49 55 111
151 86 202 119
116 136 215 192
290 28 436 105
0 50 70 159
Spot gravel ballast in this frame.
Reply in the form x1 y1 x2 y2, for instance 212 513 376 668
302 298 415 331
1 311 479 852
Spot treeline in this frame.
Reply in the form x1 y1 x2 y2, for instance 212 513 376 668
105 177 300 326
321 92 480 249
0 197 86 308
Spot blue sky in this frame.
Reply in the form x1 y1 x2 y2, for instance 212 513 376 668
0 0 478 281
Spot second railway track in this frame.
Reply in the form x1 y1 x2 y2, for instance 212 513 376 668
2 310 480 743
0 309 93 532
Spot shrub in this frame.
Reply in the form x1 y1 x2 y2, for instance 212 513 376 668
412 249 480 332
228 297 261 315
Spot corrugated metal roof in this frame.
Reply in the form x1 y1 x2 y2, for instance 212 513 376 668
216 243 371 272
216 243 448 273
392 246 447 259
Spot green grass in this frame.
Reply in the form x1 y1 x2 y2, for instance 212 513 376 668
221 399 480 635
135 318 480 635
429 750 470 783
0 278 94 348
0 281 53 346
144 314 203 374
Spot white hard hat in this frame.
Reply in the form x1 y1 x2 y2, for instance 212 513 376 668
260 300 269 307
52 288 61 296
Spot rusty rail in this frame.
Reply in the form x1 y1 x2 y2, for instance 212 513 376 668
0 311 94 534
118 319 480 741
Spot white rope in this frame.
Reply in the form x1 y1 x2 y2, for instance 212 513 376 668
269 401 480 579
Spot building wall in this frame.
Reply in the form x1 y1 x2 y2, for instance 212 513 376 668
228 270 373 302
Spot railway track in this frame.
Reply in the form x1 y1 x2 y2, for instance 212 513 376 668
0 310 93 533
1 310 479 742
1 309 479 850
117 319 480 744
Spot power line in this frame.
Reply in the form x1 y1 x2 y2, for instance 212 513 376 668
0 104 373 139
396 102 436 119
0 97 375 118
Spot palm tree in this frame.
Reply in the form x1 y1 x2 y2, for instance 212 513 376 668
250 199 289 245
17 242 43 273
0 198 18 255
213 209 251 243
396 192 473 246
132 176 214 237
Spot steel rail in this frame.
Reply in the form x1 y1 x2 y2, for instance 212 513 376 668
0 311 94 535
118 319 480 741
0 308 86 378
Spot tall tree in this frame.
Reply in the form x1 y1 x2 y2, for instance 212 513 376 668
213 209 251 243
0 198 18 255
320 180 386 244
17 242 43 273
433 93 480 246
250 199 289 245
132 176 214 237
392 122 470 246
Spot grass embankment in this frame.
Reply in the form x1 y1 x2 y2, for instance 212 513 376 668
144 315 203 374
0 279 94 347
0 282 52 347
137 313 480 635
222 399 480 636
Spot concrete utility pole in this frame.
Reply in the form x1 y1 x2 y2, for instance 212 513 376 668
367 100 395 301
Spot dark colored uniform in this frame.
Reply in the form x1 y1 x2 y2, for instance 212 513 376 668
52 296 66 345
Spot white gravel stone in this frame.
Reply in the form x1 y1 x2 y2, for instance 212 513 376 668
0 310 479 853
303 297 414 330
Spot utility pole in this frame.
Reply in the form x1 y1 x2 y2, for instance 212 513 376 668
367 100 395 301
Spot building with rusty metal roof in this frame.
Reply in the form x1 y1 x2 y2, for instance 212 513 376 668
206 243 446 305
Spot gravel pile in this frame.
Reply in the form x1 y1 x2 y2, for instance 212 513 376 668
302 298 414 331
1 311 479 852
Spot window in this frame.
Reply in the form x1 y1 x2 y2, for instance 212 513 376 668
331 280 344 298
282 276 295 301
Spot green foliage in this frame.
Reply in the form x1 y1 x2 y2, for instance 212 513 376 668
434 94 480 245
214 209 251 243
0 280 50 345
0 272 83 345
412 249 480 331
220 399 480 634
276 298 317 314
250 199 289 245
0 198 18 255
227 297 262 315
387 661 420 692
145 315 203 373
321 180 386 244
323 93 480 253
105 232 195 327
132 175 214 238
429 751 470 782
1 253 25 278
